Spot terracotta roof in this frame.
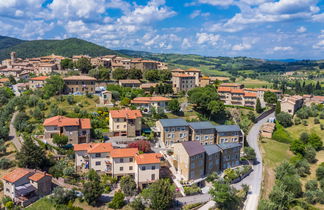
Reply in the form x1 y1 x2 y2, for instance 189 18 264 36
74 143 113 154
43 116 91 129
231 89 245 94
173 74 195 78
29 172 51 182
2 168 31 183
131 97 171 103
0 78 9 83
30 76 49 81
119 79 141 84
63 76 97 81
110 109 142 119
39 63 56 67
244 92 257 97
135 153 162 165
111 148 139 158
218 87 232 92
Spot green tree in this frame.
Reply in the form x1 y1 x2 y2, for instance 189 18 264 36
159 70 172 81
108 191 125 209
52 187 77 205
120 97 131 106
8 75 16 85
275 161 297 180
268 183 294 209
32 106 43 120
83 169 104 206
209 180 241 210
144 70 160 82
290 140 305 155
130 197 145 210
208 100 225 119
247 111 256 122
275 101 281 115
128 69 142 79
299 132 309 143
61 58 74 69
308 133 323 151
76 57 92 74
256 98 262 113
167 99 180 113
43 75 65 98
141 179 175 210
304 145 316 163
244 147 256 160
264 91 277 104
316 164 324 180
89 66 110 80
16 137 49 169
276 112 293 127
53 134 68 147
112 68 128 80
120 176 137 196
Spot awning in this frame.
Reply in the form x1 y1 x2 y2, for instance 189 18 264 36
15 183 36 196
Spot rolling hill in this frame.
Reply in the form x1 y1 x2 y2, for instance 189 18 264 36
0 36 120 60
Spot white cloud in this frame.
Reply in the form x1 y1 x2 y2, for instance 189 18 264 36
297 26 307 33
181 38 192 48
190 10 210 19
207 0 321 33
196 33 220 46
313 13 324 22
198 0 234 7
273 46 293 51
232 43 251 51
313 40 324 49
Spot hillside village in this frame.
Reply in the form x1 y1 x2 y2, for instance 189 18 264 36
0 51 323 210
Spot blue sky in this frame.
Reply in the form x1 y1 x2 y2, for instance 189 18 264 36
0 0 324 59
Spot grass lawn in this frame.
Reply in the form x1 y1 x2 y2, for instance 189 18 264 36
260 138 293 198
285 117 324 140
238 78 271 88
26 198 56 210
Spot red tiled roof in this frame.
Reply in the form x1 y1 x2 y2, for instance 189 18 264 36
73 143 113 153
2 168 31 183
0 78 9 83
110 109 142 119
29 172 52 182
244 92 257 97
131 97 171 103
43 116 91 129
30 76 49 81
111 148 139 158
140 83 157 89
135 153 162 165
218 87 232 92
231 89 245 94
171 68 185 72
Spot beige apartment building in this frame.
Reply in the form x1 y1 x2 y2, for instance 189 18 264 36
63 75 97 94
172 74 196 93
218 143 241 170
130 59 158 71
204 145 221 175
280 95 304 115
43 116 91 144
109 109 142 137
171 68 202 87
74 143 161 188
219 83 244 89
29 76 48 90
173 141 206 181
218 87 257 108
37 63 58 75
131 96 171 113
188 121 216 145
214 125 244 144
2 168 52 207
156 119 190 147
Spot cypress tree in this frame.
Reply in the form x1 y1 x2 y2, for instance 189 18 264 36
256 98 262 113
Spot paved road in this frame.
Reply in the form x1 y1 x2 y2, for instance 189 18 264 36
242 112 275 210
9 111 22 151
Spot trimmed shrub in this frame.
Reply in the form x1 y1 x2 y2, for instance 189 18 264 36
272 122 292 143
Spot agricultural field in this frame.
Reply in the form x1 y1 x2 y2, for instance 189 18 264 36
237 78 271 88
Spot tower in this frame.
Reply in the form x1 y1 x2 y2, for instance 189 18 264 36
10 52 16 63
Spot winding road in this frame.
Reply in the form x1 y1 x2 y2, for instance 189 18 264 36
9 111 23 151
242 112 275 210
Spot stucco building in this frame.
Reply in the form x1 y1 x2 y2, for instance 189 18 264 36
109 109 142 137
131 96 171 113
43 116 91 144
63 75 97 94
280 95 303 115
29 76 48 90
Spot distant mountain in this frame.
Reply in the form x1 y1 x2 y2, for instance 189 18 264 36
0 36 121 60
0 36 26 50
